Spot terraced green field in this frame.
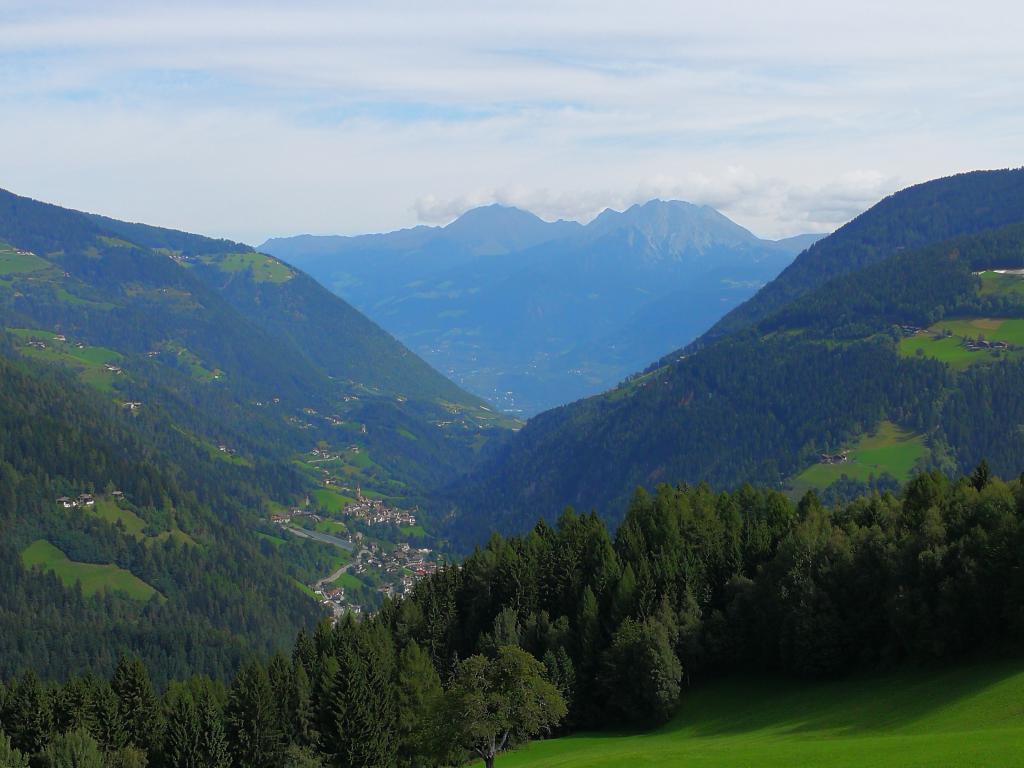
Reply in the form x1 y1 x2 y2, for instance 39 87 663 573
789 421 928 494
8 328 123 391
0 243 51 275
91 498 147 536
21 539 158 601
899 318 1024 370
978 270 1024 297
213 252 294 282
496 658 1024 767
315 518 349 535
312 488 355 513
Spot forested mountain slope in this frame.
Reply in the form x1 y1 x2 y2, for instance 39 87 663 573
0 346 320 683
444 170 1024 547
0 189 510 496
0 189 513 682
686 168 1024 351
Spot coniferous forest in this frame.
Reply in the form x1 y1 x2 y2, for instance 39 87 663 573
3 464 1023 766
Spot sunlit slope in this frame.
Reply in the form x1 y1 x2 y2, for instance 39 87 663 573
498 659 1024 767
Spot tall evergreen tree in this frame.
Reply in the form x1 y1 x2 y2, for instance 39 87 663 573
327 625 397 768
395 642 443 768
164 687 202 768
225 660 283 768
112 656 162 755
5 670 50 756
195 689 230 768
90 682 127 754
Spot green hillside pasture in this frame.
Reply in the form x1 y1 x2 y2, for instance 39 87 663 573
213 252 294 283
9 328 123 391
790 421 927 494
0 243 51 276
934 317 1024 345
90 498 147 536
496 658 1024 768
312 488 355 513
21 539 158 601
978 270 1024 297
899 318 1024 370
72 497 195 547
292 578 318 599
315 519 349 536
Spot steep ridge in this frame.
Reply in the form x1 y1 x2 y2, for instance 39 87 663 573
443 170 1024 547
0 188 517 679
685 168 1024 352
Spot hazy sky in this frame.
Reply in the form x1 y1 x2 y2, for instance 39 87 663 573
1 1 1022 244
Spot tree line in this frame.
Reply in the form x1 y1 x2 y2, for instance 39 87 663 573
4 463 1023 766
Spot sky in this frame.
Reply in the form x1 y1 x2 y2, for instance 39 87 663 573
0 0 1022 244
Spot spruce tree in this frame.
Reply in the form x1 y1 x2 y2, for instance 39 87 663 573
5 670 50 756
112 656 162 755
225 660 283 768
395 642 443 767
164 688 202 768
290 662 316 748
327 624 397 768
90 682 127 754
195 688 230 768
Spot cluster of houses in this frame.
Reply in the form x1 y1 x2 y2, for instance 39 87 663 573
56 490 123 509
820 451 849 465
121 401 143 411
313 586 363 618
341 486 417 527
270 507 323 525
963 338 1010 352
104 363 124 375
390 542 438 578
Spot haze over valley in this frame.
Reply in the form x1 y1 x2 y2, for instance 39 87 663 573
263 201 823 414
2 3 1024 767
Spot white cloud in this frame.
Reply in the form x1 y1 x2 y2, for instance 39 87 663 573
0 1 1021 242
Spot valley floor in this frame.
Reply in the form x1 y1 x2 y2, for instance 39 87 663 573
497 658 1024 767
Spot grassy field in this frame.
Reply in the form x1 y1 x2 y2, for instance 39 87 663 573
21 539 158 601
899 318 1024 370
496 658 1024 767
978 270 1024 297
256 531 287 548
8 328 123 391
0 243 51 275
315 519 349 535
213 252 294 283
789 421 927 494
91 498 147 536
312 488 355 513
75 497 195 546
337 573 364 592
292 578 318 598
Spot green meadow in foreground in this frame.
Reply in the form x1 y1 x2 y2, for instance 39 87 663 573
497 659 1024 768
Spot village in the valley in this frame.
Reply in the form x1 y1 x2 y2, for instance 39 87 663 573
271 474 441 619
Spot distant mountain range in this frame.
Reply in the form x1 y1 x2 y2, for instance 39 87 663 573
261 202 825 414
442 168 1024 547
